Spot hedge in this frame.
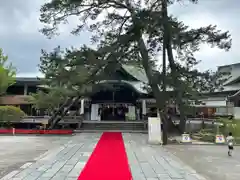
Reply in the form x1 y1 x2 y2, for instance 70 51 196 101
0 106 25 123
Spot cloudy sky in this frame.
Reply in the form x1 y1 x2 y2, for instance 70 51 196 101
0 0 239 77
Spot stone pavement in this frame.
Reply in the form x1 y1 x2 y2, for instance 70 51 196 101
0 135 74 177
1 133 207 180
123 133 207 180
166 144 240 180
0 133 101 180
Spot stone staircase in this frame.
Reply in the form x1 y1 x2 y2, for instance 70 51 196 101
75 120 148 133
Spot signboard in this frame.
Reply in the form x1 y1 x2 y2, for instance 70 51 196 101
181 133 191 143
42 120 48 125
148 117 162 145
215 134 225 144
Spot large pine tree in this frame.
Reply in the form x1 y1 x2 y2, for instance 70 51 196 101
39 0 232 144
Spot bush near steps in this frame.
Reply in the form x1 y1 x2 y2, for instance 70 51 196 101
0 106 25 127
0 106 73 134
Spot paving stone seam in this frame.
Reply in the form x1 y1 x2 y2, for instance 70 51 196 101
162 148 198 172
66 138 100 178
133 150 147 177
39 143 86 179
160 148 208 180
38 143 85 179
20 145 76 180
124 134 157 180
34 145 66 161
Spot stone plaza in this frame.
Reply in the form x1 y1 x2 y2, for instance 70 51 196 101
0 133 210 180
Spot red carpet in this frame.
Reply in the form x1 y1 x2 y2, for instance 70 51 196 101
78 132 132 180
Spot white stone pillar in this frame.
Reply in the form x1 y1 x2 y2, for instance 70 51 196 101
148 117 162 145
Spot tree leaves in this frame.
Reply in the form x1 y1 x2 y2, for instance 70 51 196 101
30 43 126 110
0 48 16 96
39 0 232 109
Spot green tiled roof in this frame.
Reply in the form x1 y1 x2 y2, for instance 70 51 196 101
122 65 148 83
16 77 41 82
121 65 173 92
98 80 148 94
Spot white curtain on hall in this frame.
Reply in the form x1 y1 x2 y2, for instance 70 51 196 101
128 106 136 120
90 104 101 121
142 99 146 115
80 99 84 115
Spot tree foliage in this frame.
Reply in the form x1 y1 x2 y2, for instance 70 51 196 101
30 88 68 112
30 45 124 111
39 0 231 94
0 48 16 96
0 106 25 126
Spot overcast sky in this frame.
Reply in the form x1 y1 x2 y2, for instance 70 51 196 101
0 0 239 77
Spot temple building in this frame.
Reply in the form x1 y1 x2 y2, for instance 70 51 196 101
80 64 161 121
1 63 240 123
0 65 174 123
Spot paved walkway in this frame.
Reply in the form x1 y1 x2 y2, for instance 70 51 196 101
123 134 207 180
1 133 207 180
166 144 240 180
0 136 73 177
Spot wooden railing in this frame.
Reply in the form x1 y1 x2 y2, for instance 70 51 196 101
0 95 31 105
21 116 49 123
9 116 85 124
60 116 84 124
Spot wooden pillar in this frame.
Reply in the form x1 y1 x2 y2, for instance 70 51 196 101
24 84 28 95
142 99 146 115
112 91 115 116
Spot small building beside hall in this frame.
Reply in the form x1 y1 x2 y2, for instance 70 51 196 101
0 77 41 115
195 63 240 118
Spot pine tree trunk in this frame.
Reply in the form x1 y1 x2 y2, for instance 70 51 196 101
137 37 168 145
161 0 186 135
161 27 168 145
124 0 169 144
47 97 73 127
179 110 186 133
177 91 186 133
49 96 81 129
162 25 167 112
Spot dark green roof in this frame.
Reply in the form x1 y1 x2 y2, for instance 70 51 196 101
15 77 41 85
16 77 41 82
122 65 148 83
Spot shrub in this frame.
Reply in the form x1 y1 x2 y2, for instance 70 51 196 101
217 118 240 137
0 106 25 124
200 134 215 142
